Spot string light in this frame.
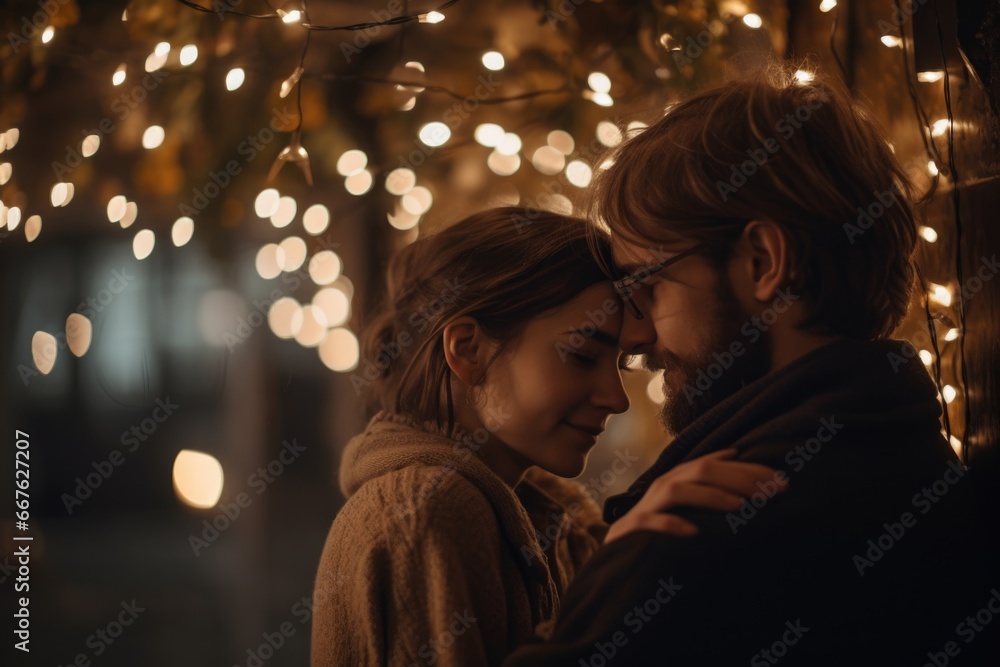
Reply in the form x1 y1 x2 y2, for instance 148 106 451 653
819 0 837 11
482 52 505 70
25 215 41 242
880 35 902 48
172 216 195 246
179 45 199 66
280 66 304 98
918 226 938 243
142 125 165 149
474 124 505 147
226 68 246 91
742 13 763 28
113 64 126 85
916 71 944 83
268 131 313 185
419 11 445 23
133 229 155 261
41 26 54 43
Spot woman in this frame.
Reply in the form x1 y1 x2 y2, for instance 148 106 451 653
310 207 783 666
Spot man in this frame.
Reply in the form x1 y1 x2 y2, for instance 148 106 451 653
504 64 996 665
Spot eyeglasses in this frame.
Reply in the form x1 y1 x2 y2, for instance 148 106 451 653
612 243 707 320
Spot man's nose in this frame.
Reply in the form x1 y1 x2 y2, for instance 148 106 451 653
618 307 657 354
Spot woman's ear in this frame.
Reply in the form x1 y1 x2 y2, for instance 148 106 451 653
442 316 492 385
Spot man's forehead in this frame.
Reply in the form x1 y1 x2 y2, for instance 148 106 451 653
610 237 686 267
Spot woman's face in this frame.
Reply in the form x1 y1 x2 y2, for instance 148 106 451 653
475 282 630 478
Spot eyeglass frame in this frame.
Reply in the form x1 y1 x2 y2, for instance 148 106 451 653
611 242 709 320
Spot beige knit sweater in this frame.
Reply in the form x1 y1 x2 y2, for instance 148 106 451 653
310 411 608 667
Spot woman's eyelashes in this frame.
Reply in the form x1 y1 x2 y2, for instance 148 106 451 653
568 351 596 367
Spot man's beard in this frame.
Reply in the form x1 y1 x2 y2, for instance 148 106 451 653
644 276 773 438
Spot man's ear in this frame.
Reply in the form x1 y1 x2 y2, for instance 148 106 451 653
737 220 794 302
442 316 492 385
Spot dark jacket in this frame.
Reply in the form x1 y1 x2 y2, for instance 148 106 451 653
504 338 998 666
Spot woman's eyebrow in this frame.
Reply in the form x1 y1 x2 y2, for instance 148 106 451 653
562 328 618 346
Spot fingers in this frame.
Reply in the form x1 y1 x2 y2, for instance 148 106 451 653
639 481 744 514
605 513 699 544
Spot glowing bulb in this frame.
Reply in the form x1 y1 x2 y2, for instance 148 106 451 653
344 170 374 196
927 160 939 176
25 215 41 242
565 160 593 188
588 72 611 94
743 13 763 28
318 328 360 372
820 0 837 12
929 282 952 307
587 91 614 107
309 250 342 285
6 206 21 230
226 68 245 91
113 64 126 86
482 51 505 70
596 121 623 147
0 162 10 185
142 125 165 149
944 328 960 342
496 132 522 156
180 44 198 66
55 182 74 206
313 288 350 327
917 71 944 83
255 244 285 280
931 119 951 137
302 204 330 235
474 123 505 147
336 149 368 176
270 196 298 228
172 450 224 509
419 11 445 23
280 9 302 23
41 26 54 43
918 226 938 243
133 230 155 260
66 313 92 358
82 134 101 157
419 122 451 147
881 35 902 48
107 195 127 222
794 69 815 84
942 385 957 403
487 151 520 176
145 50 167 72
949 435 962 457
268 297 304 339
385 168 416 195
278 236 308 272
254 188 280 218
172 216 195 246
918 349 933 366
547 130 575 155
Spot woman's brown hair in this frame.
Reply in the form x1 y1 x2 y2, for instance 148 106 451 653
357 206 613 430
590 60 917 341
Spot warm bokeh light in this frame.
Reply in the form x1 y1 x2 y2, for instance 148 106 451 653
419 122 451 147
133 229 155 260
66 313 93 357
313 287 350 327
482 51 505 70
565 160 593 187
278 236 308 271
172 216 195 247
24 215 41 242
319 328 360 371
254 188 280 218
401 186 433 215
268 297 304 339
303 204 330 235
309 250 343 285
344 169 374 196
120 202 138 229
547 130 575 155
487 151 520 176
82 134 101 157
596 121 623 147
743 13 763 28
646 373 665 403
107 195 127 222
31 331 57 375
531 146 565 175
918 226 938 243
270 196 298 228
113 63 127 85
475 123 505 147
385 168 417 196
336 150 368 176
180 44 198 66
294 305 328 348
142 125 165 149
255 244 285 280
172 450 225 509
226 67 245 91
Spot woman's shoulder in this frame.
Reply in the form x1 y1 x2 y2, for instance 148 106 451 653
333 463 502 543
